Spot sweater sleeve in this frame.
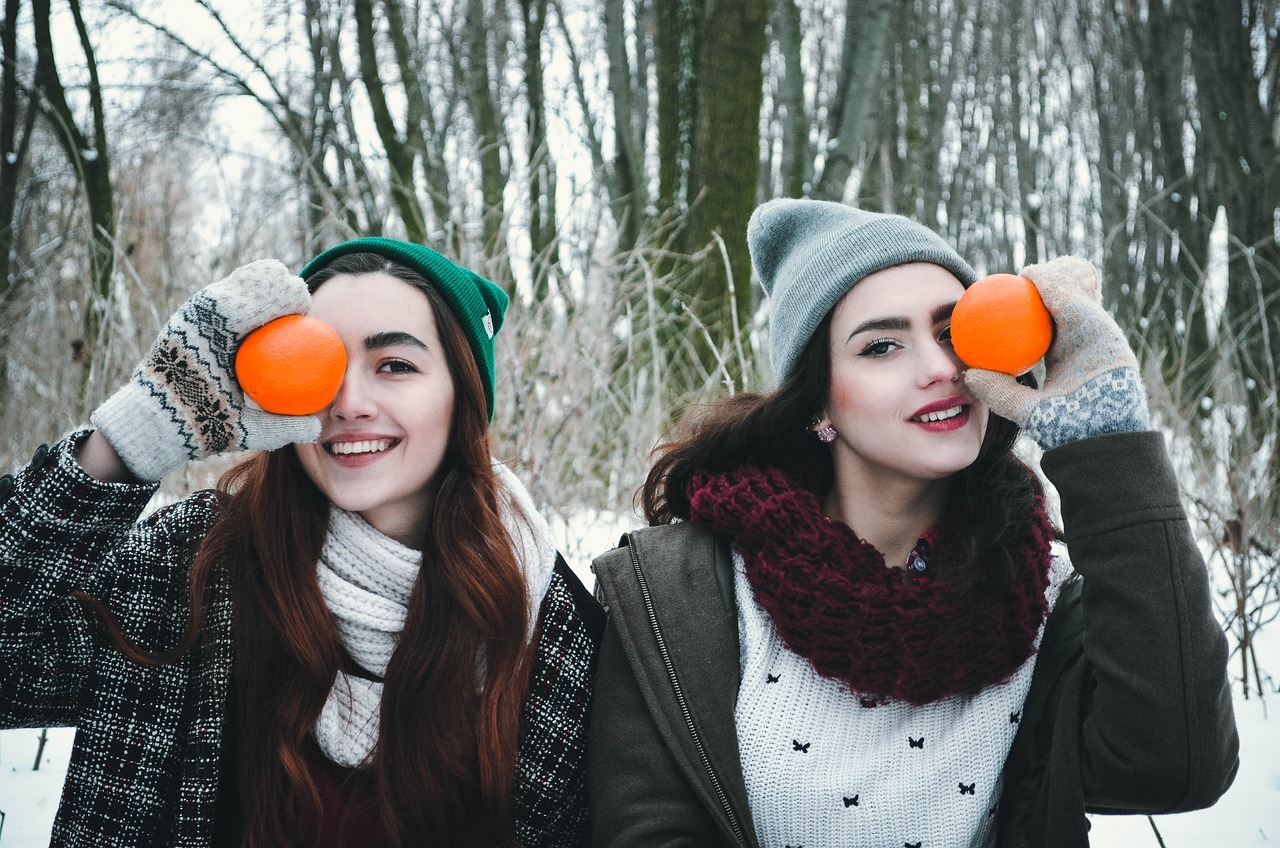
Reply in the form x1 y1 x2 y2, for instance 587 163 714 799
1041 430 1239 815
0 432 171 728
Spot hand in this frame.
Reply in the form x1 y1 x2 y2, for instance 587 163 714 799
962 256 1149 451
90 259 322 481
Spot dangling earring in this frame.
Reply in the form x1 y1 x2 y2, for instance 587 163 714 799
810 414 837 444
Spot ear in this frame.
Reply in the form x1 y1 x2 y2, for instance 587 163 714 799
808 412 831 434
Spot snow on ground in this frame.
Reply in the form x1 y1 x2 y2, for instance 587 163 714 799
0 727 75 847
2 515 1277 846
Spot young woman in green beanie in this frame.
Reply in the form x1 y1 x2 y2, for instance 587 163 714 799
587 199 1238 847
0 239 601 847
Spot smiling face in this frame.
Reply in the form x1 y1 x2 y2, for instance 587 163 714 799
816 262 988 490
295 271 456 548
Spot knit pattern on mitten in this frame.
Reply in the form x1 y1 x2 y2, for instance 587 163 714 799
964 256 1149 451
92 260 320 480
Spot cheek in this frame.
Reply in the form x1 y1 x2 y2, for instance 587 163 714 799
826 363 866 419
293 443 322 481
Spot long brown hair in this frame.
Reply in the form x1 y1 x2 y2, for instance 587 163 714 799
81 253 531 846
643 308 1055 591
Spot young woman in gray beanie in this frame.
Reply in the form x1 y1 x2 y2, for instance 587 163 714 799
587 198 1237 847
0 239 601 847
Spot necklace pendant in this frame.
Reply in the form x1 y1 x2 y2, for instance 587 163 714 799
907 552 927 575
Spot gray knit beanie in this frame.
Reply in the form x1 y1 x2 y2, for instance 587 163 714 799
749 199 977 383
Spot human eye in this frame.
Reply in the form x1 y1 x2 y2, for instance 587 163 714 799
377 358 419 375
859 338 901 358
938 324 954 344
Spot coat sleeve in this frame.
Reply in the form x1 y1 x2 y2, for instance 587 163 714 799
0 432 161 727
587 543 740 848
1042 431 1239 815
514 556 604 848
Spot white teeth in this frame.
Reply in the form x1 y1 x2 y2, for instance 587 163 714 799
328 439 393 455
915 405 963 423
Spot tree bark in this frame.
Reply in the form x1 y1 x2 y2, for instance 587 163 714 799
0 0 34 316
521 0 558 296
463 0 511 285
813 0 892 201
604 0 647 252
1185 0 1280 394
354 0 428 243
33 0 115 403
682 0 767 381
653 0 695 222
771 0 808 198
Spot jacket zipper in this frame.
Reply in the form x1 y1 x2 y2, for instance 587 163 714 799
627 539 750 848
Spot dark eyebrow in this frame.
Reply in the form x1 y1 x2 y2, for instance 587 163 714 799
845 301 958 343
847 316 909 340
364 330 429 352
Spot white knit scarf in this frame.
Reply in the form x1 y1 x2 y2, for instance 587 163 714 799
312 461 557 768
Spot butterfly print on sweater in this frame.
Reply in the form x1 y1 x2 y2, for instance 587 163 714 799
843 795 859 807
792 739 811 753
767 673 780 683
959 782 976 795
908 736 924 749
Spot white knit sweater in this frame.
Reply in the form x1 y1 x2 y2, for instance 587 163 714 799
734 548 1072 848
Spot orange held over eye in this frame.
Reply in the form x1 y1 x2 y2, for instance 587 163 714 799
951 274 1054 376
235 315 347 415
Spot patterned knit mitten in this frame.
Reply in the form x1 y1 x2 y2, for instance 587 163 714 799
91 259 322 481
963 256 1149 450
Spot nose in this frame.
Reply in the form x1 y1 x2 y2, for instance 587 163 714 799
327 369 377 420
920 336 963 387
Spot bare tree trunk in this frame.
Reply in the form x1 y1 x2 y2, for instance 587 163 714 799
33 0 115 405
1185 0 1280 397
770 0 808 198
653 0 694 223
521 0 558 299
463 0 511 286
813 0 892 201
0 0 36 340
382 0 457 249
682 0 767 383
355 0 428 243
604 0 648 252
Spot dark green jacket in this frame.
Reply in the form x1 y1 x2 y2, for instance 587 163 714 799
587 432 1238 847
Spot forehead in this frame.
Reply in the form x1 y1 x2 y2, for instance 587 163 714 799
310 272 439 328
830 262 966 327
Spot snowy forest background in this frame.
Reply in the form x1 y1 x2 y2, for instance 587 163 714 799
0 0 1278 840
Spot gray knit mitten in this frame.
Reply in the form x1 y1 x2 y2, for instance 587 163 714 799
963 256 1149 451
91 259 322 481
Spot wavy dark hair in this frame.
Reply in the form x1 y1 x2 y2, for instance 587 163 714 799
642 307 1057 592
78 252 531 847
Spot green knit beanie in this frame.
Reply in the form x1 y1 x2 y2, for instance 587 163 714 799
300 238 509 421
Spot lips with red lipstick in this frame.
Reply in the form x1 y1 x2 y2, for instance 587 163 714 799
909 397 971 430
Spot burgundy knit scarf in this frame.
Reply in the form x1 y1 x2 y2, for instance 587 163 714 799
687 465 1054 705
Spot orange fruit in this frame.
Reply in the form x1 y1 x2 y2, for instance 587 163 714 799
235 314 346 415
951 274 1054 375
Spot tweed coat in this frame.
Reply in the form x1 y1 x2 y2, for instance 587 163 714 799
0 431 602 847
587 431 1240 847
